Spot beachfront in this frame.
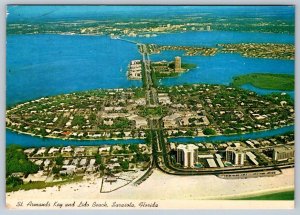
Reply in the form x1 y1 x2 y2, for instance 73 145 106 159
6 168 294 209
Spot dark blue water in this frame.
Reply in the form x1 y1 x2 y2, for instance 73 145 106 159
6 129 144 147
169 125 294 143
7 34 141 106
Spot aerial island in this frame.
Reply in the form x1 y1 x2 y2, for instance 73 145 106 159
6 43 295 194
6 6 295 202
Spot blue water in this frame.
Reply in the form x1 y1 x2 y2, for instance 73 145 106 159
153 52 294 87
241 84 294 99
169 125 294 143
130 31 295 46
6 31 295 147
6 129 144 147
7 34 141 106
130 31 295 90
7 32 294 106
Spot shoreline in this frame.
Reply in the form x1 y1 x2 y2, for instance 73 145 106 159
6 124 294 143
218 186 294 200
6 127 146 142
6 168 294 201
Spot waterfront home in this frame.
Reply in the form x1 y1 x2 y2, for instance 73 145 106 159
35 147 47 157
74 147 85 156
99 146 111 155
61 146 73 156
23 148 36 156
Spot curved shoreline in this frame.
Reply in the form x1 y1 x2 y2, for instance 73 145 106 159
6 124 294 143
6 127 145 142
219 186 294 200
168 124 294 143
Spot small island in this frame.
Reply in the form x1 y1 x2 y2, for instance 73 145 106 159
232 73 294 91
152 56 197 78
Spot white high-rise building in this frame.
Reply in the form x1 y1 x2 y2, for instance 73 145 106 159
177 144 199 168
226 147 245 166
174 56 182 72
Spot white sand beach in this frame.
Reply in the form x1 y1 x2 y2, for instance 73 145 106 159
6 168 294 209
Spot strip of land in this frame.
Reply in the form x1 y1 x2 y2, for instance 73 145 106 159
232 73 294 91
6 168 294 206
230 190 294 200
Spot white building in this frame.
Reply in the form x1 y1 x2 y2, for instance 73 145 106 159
177 144 199 168
226 147 245 166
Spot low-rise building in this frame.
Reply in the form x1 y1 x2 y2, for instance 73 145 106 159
246 152 259 166
74 147 85 156
273 147 295 161
207 158 218 168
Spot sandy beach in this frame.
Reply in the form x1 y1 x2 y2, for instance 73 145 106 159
6 168 294 209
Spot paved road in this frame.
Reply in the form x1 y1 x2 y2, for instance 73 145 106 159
135 42 294 177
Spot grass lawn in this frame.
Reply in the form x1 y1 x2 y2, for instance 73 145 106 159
231 190 294 200
232 73 294 91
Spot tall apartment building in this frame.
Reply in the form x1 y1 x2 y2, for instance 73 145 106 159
177 144 199 168
174 56 182 72
226 147 245 166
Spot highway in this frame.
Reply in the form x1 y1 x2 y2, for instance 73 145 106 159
133 41 294 177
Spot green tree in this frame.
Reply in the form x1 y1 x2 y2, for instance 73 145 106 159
55 155 64 166
52 166 61 175
95 154 102 165
6 176 23 187
6 145 39 176
120 161 129 170
99 164 106 171
203 128 216 135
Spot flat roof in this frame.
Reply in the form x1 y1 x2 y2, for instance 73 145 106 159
207 159 217 168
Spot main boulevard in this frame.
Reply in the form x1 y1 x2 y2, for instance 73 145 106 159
136 42 294 178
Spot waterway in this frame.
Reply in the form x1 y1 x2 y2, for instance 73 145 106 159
6 129 145 147
7 31 294 106
169 125 294 143
130 31 294 93
6 31 295 147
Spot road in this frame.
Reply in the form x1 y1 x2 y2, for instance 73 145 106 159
124 40 294 178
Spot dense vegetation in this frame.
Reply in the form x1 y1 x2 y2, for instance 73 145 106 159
155 62 197 78
232 73 294 91
168 62 197 70
6 145 39 177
